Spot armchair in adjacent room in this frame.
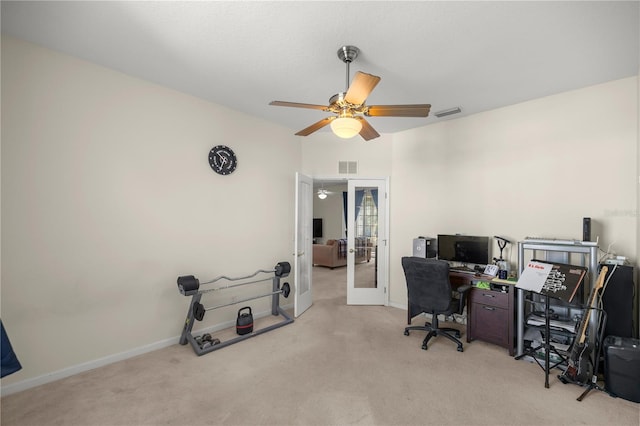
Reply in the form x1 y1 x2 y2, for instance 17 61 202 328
401 256 471 352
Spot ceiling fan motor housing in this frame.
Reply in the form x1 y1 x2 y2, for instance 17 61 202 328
337 45 359 63
329 92 368 117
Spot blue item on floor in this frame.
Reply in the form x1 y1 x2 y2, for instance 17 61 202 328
1 319 22 378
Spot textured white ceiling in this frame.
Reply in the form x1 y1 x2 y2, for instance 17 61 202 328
2 1 638 136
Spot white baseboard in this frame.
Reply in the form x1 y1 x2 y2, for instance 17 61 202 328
1 334 181 397
389 301 407 310
1 305 293 397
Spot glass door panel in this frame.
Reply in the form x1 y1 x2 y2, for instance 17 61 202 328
347 179 386 305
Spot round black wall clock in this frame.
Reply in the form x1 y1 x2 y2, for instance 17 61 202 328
208 145 237 175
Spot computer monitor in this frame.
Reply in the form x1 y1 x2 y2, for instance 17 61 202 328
437 234 490 266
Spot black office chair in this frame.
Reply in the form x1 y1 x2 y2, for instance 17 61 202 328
402 256 471 352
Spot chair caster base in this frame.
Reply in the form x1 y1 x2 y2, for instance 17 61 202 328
421 344 428 350
457 346 463 352
404 330 410 336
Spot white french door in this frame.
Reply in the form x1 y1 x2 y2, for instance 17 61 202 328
346 178 387 305
294 173 313 317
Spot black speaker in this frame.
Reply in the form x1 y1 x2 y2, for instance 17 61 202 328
600 264 635 339
604 336 640 403
583 217 591 241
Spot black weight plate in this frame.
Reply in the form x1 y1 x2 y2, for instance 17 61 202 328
193 302 206 321
275 262 291 277
177 275 200 292
282 282 290 298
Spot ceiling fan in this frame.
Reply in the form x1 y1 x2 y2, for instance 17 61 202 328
316 188 331 199
269 45 431 141
316 183 336 199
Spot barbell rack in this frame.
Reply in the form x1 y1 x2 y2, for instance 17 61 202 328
177 261 294 356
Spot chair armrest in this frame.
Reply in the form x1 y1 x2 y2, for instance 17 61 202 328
454 284 472 314
455 284 472 295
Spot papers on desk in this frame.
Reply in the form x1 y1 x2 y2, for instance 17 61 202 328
483 264 499 277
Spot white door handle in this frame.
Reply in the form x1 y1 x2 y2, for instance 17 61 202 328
349 248 355 253
297 251 305 257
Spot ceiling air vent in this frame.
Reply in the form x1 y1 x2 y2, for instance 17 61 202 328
434 107 462 118
338 161 358 174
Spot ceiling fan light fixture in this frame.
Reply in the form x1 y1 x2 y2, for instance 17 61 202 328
330 117 362 139
317 189 328 199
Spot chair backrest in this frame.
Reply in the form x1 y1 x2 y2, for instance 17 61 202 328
401 256 452 313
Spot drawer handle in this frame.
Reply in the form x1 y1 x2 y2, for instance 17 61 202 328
483 306 496 311
482 293 495 298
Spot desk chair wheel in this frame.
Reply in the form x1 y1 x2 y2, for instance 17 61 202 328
404 330 410 336
422 343 428 350
457 345 463 352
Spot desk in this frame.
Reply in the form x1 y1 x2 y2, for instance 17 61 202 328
451 272 517 356
405 271 516 355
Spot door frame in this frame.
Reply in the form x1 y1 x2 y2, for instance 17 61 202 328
309 175 390 306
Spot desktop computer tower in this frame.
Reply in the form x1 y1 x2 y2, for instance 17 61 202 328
413 237 436 258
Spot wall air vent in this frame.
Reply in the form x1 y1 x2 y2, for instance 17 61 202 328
338 161 358 174
434 107 462 118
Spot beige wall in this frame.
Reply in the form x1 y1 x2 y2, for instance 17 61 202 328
1 37 301 387
389 77 638 306
301 132 394 177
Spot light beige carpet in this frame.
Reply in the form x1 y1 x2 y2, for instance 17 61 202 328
1 266 638 425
